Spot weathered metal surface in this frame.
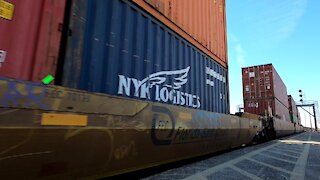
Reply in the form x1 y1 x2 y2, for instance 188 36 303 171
273 117 295 137
295 124 304 133
61 0 229 114
244 98 290 122
0 0 66 82
139 0 228 65
0 77 259 179
239 112 261 121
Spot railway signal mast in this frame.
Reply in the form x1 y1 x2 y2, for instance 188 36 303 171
297 90 318 131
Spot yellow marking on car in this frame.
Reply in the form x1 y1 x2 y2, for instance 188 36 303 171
41 113 88 126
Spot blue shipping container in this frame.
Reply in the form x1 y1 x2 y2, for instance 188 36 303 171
61 0 229 114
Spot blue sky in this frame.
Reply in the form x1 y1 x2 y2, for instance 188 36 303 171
226 0 320 120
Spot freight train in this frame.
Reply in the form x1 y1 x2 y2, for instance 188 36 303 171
241 64 305 140
0 0 304 179
0 76 304 179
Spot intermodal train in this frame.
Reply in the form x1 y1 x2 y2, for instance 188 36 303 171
0 77 304 179
0 0 304 179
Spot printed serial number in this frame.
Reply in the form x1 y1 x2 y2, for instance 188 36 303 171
46 89 90 102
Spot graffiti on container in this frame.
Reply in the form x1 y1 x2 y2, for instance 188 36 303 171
192 111 222 129
0 77 50 110
151 106 222 145
118 67 201 109
0 77 90 110
173 112 220 142
173 127 215 142
114 141 137 160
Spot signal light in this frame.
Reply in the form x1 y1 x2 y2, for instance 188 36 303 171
299 90 303 103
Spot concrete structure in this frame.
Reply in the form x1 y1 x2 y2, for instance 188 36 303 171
144 132 320 180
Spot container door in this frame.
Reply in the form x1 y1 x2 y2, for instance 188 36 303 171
0 0 66 82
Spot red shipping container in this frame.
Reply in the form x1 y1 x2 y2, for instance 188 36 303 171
244 98 290 121
288 95 300 123
242 64 288 107
242 64 290 121
0 0 66 82
288 95 298 116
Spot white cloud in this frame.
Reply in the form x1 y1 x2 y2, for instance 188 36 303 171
228 33 239 43
235 44 246 67
228 33 247 113
247 0 308 42
229 33 246 67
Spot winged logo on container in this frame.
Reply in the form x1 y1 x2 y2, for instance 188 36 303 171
139 66 190 91
118 66 200 108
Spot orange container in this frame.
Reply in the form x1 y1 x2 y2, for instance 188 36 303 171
133 0 228 68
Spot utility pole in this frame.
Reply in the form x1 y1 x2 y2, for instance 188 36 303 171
313 105 318 131
297 90 318 131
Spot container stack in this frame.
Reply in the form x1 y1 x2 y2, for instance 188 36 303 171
288 95 300 123
134 0 228 66
242 64 290 121
0 0 229 114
